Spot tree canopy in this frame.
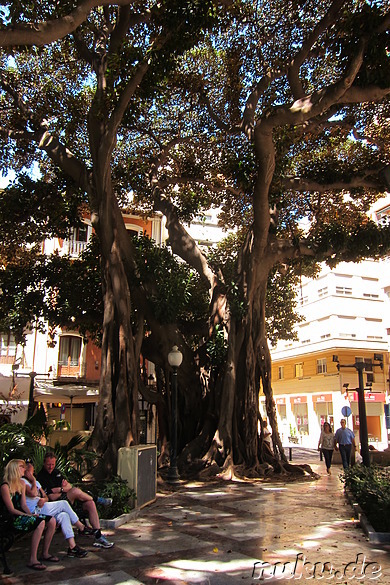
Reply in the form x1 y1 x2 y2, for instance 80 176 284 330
0 0 389 476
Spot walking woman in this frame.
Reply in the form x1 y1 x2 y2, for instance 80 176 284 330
318 422 335 475
0 459 58 570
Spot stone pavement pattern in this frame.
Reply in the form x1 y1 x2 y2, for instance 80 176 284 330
1 459 389 584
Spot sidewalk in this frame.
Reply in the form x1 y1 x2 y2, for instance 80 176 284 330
1 458 389 584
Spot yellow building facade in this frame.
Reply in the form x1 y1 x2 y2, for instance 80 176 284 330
267 349 389 450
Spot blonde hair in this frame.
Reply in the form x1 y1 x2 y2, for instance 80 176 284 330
4 459 25 495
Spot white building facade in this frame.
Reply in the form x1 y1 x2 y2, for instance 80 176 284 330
268 259 390 451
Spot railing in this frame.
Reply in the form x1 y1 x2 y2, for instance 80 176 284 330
62 239 88 257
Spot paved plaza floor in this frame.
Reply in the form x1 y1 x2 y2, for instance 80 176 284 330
1 456 389 584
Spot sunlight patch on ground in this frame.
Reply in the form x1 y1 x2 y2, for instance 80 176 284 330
145 554 257 583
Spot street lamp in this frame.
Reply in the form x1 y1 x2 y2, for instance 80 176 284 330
167 345 183 484
334 355 383 467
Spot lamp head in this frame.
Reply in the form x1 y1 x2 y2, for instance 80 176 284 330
168 345 183 368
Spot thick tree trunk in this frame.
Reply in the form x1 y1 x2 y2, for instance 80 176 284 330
89 173 140 474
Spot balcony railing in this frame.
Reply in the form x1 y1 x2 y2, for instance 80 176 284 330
62 239 88 257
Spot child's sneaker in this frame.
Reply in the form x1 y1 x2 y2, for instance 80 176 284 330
67 545 88 558
93 535 114 549
96 497 113 507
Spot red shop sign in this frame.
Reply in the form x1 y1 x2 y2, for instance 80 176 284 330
313 394 332 403
291 396 307 404
276 397 286 405
349 392 385 402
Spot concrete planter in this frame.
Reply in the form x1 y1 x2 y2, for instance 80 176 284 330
100 509 141 529
344 488 390 544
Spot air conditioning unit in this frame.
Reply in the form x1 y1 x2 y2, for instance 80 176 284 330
117 445 157 508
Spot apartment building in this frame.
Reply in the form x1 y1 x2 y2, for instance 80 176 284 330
268 259 390 450
0 211 164 441
1 206 229 438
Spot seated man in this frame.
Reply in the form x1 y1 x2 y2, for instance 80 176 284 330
23 462 88 558
36 452 114 549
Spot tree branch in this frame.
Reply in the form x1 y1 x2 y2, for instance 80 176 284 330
153 197 216 291
287 0 346 100
280 174 382 193
0 1 149 47
264 37 367 129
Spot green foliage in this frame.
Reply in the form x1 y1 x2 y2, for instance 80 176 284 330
83 476 136 519
132 233 209 327
266 265 303 347
0 173 83 251
0 423 38 475
313 220 390 268
206 324 227 368
342 465 390 533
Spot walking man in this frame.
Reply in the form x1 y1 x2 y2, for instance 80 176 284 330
334 419 356 469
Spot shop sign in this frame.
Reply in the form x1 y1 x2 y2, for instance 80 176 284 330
276 397 286 405
313 393 332 403
349 392 385 402
291 396 307 404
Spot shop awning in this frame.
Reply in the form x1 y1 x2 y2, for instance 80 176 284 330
290 396 307 404
313 393 332 403
34 380 99 404
349 392 385 403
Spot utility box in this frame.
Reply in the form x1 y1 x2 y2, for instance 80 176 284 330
117 445 157 508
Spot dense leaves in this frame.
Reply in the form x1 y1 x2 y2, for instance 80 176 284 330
0 0 389 473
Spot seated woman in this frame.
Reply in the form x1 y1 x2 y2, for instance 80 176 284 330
22 462 87 558
0 459 57 571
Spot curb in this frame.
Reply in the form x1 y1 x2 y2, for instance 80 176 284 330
100 508 141 529
344 488 390 544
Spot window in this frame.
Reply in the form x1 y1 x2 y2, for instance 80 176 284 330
362 358 373 371
318 287 328 298
295 363 303 378
336 286 352 295
0 332 16 358
58 336 82 366
301 339 310 344
278 366 284 380
317 358 327 374
355 357 374 382
320 333 331 339
363 293 379 299
76 225 88 242
126 225 142 238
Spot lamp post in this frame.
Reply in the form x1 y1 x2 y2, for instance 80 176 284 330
334 354 383 467
27 371 37 419
167 345 182 484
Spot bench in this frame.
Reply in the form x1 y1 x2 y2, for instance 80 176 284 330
0 511 29 575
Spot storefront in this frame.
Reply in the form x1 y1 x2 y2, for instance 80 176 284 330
349 391 386 448
290 396 308 436
312 393 334 431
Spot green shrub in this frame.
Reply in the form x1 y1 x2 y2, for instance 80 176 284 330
342 465 390 533
81 476 136 519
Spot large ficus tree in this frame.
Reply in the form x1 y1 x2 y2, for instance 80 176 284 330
0 0 221 473
120 0 390 473
1 0 390 476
